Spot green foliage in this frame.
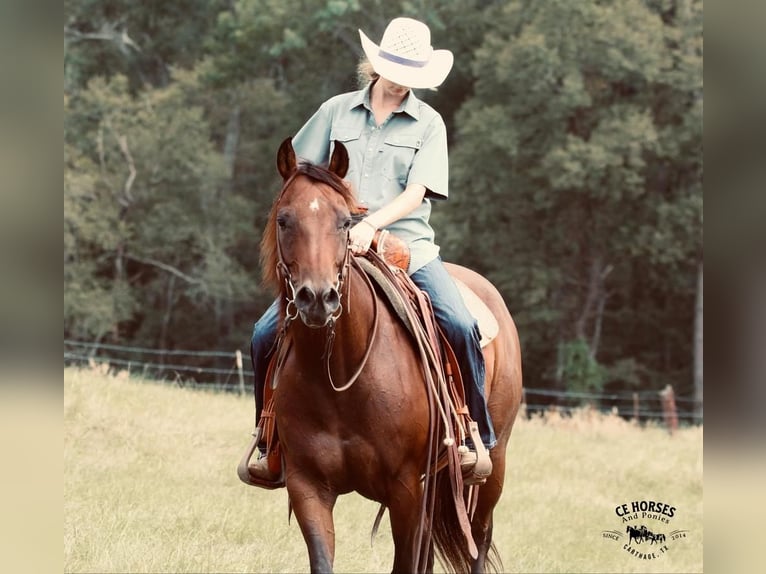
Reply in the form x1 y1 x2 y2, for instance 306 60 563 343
558 338 606 395
64 0 221 92
65 73 257 347
440 0 702 395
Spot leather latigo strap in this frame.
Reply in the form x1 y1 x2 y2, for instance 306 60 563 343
370 229 410 272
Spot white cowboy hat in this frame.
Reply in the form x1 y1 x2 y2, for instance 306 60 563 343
359 17 454 89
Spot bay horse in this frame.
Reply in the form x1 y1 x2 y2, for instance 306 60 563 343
250 137 522 573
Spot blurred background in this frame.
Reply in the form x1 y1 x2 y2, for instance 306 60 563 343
60 0 704 424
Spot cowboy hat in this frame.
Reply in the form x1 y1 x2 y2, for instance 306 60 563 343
359 17 454 89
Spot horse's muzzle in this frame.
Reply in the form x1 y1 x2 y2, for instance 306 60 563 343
295 284 341 328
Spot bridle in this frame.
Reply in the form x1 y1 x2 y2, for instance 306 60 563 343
274 231 349 327
272 179 379 392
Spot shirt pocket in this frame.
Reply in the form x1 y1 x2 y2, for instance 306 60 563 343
382 133 422 184
330 125 362 175
330 125 362 148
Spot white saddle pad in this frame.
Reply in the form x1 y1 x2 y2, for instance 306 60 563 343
452 278 499 348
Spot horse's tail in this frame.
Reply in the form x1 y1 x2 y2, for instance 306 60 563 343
431 471 473 574
484 542 503 573
430 472 503 574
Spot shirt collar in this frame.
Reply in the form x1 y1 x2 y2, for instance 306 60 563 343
351 82 421 121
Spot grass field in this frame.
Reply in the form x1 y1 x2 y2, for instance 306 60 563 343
64 366 702 573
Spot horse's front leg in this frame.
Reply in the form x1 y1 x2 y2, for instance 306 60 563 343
388 472 426 573
287 474 337 573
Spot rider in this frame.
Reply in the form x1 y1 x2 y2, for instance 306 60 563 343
249 17 495 482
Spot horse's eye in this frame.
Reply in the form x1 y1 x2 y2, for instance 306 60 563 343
277 216 287 229
340 218 351 231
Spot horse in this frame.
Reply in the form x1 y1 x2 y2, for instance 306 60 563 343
626 525 644 545
647 532 665 545
639 524 663 544
249 137 523 573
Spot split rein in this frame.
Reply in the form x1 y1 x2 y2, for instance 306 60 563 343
274 226 379 393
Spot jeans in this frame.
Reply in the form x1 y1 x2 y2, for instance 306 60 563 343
250 257 496 449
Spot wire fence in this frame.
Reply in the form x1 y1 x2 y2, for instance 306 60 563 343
63 340 703 424
64 339 251 392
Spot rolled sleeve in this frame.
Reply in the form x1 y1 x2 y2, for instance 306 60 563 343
406 115 449 201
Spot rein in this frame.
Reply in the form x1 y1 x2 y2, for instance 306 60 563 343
323 256 379 391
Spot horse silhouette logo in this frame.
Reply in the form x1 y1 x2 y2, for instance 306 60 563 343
626 524 666 545
602 501 689 561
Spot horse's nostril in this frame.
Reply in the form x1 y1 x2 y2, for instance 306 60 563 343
295 286 316 308
323 288 340 310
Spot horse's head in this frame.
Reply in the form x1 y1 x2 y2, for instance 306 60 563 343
261 138 360 328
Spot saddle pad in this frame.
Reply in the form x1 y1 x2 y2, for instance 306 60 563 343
451 277 499 348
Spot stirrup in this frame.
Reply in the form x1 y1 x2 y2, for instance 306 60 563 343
237 427 285 489
460 421 492 486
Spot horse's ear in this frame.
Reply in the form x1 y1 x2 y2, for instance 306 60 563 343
277 137 297 180
328 141 349 179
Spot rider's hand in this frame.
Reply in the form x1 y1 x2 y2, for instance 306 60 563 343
349 219 377 255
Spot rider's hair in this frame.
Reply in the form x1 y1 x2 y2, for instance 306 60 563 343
356 59 379 88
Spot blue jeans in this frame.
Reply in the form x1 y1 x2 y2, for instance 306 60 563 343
250 257 496 449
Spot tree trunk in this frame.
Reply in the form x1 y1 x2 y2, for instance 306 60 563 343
158 274 177 367
222 104 240 195
576 255 611 359
575 256 602 342
590 292 607 358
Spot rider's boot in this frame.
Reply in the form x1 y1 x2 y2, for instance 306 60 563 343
460 421 493 485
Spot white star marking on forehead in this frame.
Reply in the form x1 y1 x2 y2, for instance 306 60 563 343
309 198 320 212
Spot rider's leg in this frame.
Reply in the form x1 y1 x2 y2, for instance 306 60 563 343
250 299 280 465
410 258 497 452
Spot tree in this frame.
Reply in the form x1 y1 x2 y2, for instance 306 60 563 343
441 0 702 400
65 75 257 351
65 0 222 92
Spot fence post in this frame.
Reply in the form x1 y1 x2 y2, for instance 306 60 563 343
658 384 678 435
235 350 245 396
632 392 639 424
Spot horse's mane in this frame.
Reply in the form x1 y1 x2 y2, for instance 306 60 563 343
260 161 363 293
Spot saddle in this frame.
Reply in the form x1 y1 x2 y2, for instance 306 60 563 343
238 231 494 490
370 230 499 348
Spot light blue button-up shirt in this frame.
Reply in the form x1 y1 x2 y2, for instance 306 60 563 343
292 83 449 274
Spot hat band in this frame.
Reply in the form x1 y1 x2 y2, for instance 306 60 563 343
378 48 428 69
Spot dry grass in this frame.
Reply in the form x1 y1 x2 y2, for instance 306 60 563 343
65 367 702 573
